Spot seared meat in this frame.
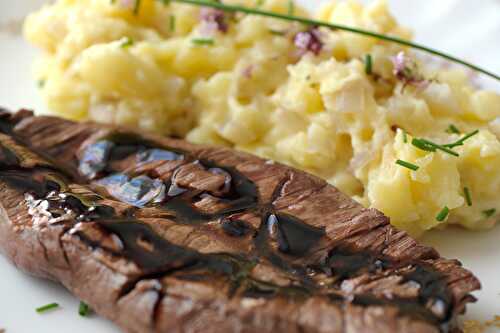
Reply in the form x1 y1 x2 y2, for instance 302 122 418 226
0 109 480 333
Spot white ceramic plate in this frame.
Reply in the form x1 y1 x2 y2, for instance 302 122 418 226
0 1 499 332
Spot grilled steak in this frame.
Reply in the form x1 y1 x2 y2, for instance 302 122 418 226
0 109 479 333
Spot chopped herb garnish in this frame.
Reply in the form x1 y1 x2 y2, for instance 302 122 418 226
191 38 215 46
436 206 450 222
444 130 479 148
37 79 46 89
364 54 372 75
446 124 460 134
412 138 459 157
120 37 134 48
287 0 294 15
36 303 59 313
396 159 419 171
402 130 408 143
79 301 90 317
169 15 176 32
411 138 437 152
483 209 497 218
133 0 141 15
268 29 286 36
464 187 472 206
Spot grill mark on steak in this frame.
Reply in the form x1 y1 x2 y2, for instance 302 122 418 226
0 110 481 332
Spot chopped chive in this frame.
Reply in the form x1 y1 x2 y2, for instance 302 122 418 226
169 15 176 32
436 206 450 221
411 138 437 152
133 0 141 15
483 209 497 218
36 303 59 313
287 0 294 15
396 159 419 171
79 301 90 317
159 0 171 4
191 38 215 45
418 138 459 157
268 29 286 36
120 37 134 48
403 130 408 143
37 79 46 89
444 129 479 148
446 124 460 134
364 54 372 75
463 187 472 206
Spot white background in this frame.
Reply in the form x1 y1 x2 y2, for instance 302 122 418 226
0 1 499 332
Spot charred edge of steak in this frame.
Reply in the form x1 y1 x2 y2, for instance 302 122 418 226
0 110 479 331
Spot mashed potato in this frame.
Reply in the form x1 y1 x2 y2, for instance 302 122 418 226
24 0 500 236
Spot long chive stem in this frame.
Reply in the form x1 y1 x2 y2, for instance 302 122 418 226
167 0 499 81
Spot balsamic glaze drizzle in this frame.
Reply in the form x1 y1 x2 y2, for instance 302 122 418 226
0 127 455 327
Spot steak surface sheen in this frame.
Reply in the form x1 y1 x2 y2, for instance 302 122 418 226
0 109 480 333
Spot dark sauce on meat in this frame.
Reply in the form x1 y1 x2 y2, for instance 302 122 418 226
0 128 456 328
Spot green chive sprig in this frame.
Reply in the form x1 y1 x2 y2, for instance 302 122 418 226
133 0 141 15
436 206 450 221
364 54 372 75
483 209 497 218
444 130 480 149
169 15 176 32
120 37 134 48
402 130 408 143
269 29 286 36
37 79 46 89
79 301 91 317
446 124 461 134
191 38 215 45
464 187 472 206
396 159 419 171
36 303 59 314
412 138 459 157
163 0 499 81
287 0 294 15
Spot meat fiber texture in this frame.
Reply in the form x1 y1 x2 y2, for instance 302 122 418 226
0 109 480 333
